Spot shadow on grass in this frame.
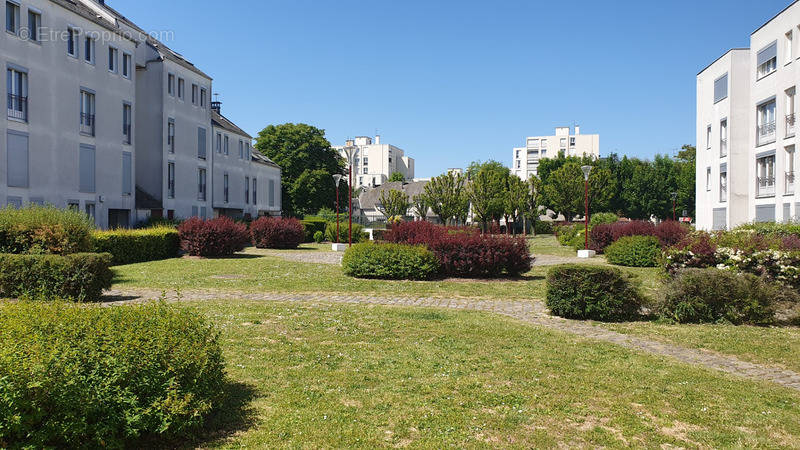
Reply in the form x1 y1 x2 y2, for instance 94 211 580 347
139 379 259 449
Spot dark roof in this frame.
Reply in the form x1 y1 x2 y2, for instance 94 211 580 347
357 181 429 210
251 151 280 169
212 110 252 139
49 0 137 42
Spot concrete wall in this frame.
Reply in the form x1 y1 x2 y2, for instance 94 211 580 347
512 127 600 180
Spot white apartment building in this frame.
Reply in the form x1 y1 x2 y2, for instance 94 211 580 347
335 135 414 188
1 0 281 226
511 126 600 180
697 2 800 230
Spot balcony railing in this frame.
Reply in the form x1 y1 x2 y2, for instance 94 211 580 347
757 121 776 146
7 94 27 121
720 184 728 203
757 176 776 197
123 124 131 144
80 113 95 136
787 171 796 194
720 138 728 157
787 114 796 137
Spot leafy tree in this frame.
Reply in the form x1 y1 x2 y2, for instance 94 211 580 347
587 166 617 215
411 194 430 221
467 162 510 231
621 155 678 220
504 176 529 235
424 172 468 225
675 145 696 219
377 189 410 219
526 175 544 234
388 172 406 183
254 123 344 217
542 162 584 221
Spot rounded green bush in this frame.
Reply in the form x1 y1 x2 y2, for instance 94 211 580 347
92 226 180 265
0 205 94 255
546 264 645 322
325 222 366 243
0 301 225 447
0 252 113 302
590 212 619 227
604 235 661 267
342 242 440 280
313 230 324 243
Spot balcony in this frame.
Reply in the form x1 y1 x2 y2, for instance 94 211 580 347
80 113 95 136
788 114 796 137
757 121 776 146
123 124 131 144
7 94 27 122
757 176 776 197
720 138 728 157
787 171 796 194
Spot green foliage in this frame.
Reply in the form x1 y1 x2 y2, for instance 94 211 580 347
301 217 327 242
590 212 619 227
325 222 366 243
411 194 431 220
0 205 94 255
254 123 345 217
735 221 800 237
621 155 678 220
533 220 554 235
313 230 324 243
546 264 645 322
0 253 113 302
388 172 406 182
657 269 787 325
316 207 337 223
467 161 510 230
0 300 225 447
556 224 586 250
92 226 179 265
378 189 410 219
542 162 584 221
342 242 440 280
605 236 661 267
504 175 529 234
424 172 469 225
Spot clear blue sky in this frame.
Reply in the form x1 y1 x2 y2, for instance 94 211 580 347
115 0 790 177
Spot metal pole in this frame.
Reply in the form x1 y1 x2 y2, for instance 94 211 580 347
584 178 589 250
673 199 677 221
348 165 353 246
335 184 340 243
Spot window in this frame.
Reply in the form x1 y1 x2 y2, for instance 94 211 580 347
245 142 251 160
67 202 79 211
122 53 131 78
757 41 778 79
84 36 94 64
216 133 222 153
178 78 184 99
224 135 229 155
191 84 198 105
516 160 521 169
7 67 28 121
79 144 95 193
6 1 19 35
167 119 175 153
239 140 244 159
713 73 728 103
80 90 95 136
108 47 118 73
26 8 39 42
269 179 275 207
245 176 250 204
198 168 207 201
200 88 206 108
85 203 95 222
67 27 78 57
197 127 206 159
757 153 776 197
570 137 576 147
527 139 538 148
720 170 727 203
757 99 777 145
515 150 520 159
167 74 175 96
363 157 369 166
706 125 712 150
122 103 131 144
122 152 132 196
787 87 796 137
706 167 711 192
560 138 567 148
252 178 257 204
541 139 548 147
223 173 229 203
787 31 794 64
787 146 796 194
363 167 368 174
720 119 728 157
7 130 28 187
167 162 175 198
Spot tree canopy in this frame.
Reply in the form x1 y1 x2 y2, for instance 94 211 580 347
388 172 406 183
377 189 410 219
424 172 468 225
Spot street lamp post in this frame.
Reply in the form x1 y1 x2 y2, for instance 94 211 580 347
671 192 678 221
333 175 343 243
343 146 358 247
581 165 593 251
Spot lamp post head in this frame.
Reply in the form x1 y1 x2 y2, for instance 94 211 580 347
333 174 343 187
671 192 678 201
581 165 593 181
343 146 358 165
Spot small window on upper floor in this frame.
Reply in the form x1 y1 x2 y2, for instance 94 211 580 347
122 53 131 79
26 8 40 42
67 27 78 58
713 73 728 103
200 88 206 108
6 1 19 35
246 142 251 160
167 74 175 96
223 135 229 155
706 125 712 150
191 84 198 105
108 47 118 73
239 140 244 159
7 67 28 122
84 36 95 64
786 30 794 64
178 78 185 100
757 41 778 79
570 137 576 147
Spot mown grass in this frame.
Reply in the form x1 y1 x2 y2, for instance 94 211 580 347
188 300 800 448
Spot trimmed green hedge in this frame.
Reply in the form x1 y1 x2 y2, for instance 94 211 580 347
0 253 113 302
546 264 645 322
604 235 661 267
0 205 94 255
325 222 367 244
342 242 440 280
93 226 179 265
301 218 327 243
0 301 225 447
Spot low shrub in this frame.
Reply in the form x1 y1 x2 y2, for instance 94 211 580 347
135 216 183 229
0 205 94 255
0 253 113 302
590 212 619 227
0 301 225 447
605 236 661 267
735 221 800 237
556 224 586 250
654 221 690 248
177 217 250 257
313 230 324 243
611 220 656 242
301 217 327 243
657 268 788 325
431 234 531 278
324 222 366 243
251 217 305 249
384 220 447 245
342 242 440 280
533 220 554 235
589 223 615 253
546 264 645 322
92 226 179 265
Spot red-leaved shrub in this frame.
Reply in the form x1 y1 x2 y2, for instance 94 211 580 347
177 217 250 257
589 223 615 253
383 221 478 245
251 217 304 249
655 221 690 248
612 220 656 242
782 235 800 251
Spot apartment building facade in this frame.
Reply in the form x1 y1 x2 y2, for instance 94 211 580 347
511 126 600 180
335 135 415 188
2 0 281 226
697 2 800 230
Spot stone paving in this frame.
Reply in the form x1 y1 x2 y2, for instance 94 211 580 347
264 251 599 267
105 288 800 392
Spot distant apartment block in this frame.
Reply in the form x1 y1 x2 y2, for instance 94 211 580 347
1 0 281 227
696 2 800 230
511 126 600 180
335 135 414 188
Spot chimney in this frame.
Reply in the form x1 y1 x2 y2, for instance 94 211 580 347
211 101 221 114
374 135 381 145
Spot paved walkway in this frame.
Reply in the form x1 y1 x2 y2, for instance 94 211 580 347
264 251 599 267
105 288 800 392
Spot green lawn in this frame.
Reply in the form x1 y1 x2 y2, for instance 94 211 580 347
526 234 577 257
186 300 800 448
